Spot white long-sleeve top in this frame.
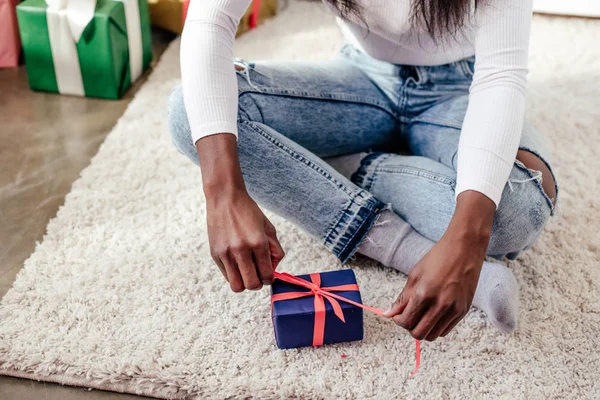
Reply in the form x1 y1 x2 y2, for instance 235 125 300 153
181 0 533 207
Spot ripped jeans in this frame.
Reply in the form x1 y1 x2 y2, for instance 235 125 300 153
168 44 558 263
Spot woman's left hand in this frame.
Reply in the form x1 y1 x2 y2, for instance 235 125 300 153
383 191 496 341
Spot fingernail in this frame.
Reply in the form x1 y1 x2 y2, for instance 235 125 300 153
383 308 392 317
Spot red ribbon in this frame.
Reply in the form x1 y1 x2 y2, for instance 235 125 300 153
249 0 261 29
272 271 421 378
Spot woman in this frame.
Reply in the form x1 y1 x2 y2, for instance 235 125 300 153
168 0 558 342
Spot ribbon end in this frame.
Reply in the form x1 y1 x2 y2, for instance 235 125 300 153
331 301 346 323
408 340 421 379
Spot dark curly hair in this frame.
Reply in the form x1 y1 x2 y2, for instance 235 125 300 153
309 0 479 38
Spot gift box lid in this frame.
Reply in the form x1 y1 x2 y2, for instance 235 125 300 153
17 0 128 34
271 269 362 317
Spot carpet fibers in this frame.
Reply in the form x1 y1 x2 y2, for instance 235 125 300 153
1 2 599 399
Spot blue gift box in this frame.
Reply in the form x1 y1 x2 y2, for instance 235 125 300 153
271 269 364 349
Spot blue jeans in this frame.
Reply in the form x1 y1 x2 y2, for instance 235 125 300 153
168 44 557 264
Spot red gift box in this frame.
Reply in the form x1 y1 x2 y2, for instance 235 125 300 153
0 0 21 68
181 0 188 23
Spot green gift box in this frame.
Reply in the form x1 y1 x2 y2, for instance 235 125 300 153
17 0 152 99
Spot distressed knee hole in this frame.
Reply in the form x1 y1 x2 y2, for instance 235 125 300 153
515 149 557 207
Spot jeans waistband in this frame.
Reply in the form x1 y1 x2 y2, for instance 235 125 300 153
339 43 475 84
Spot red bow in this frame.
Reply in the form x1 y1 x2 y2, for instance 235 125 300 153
272 271 421 378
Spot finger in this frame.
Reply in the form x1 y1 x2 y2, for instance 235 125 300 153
253 241 274 285
393 297 428 332
426 310 456 342
409 305 446 341
265 220 285 270
383 290 408 318
440 316 463 338
269 238 285 270
213 258 228 281
222 255 244 293
236 250 263 291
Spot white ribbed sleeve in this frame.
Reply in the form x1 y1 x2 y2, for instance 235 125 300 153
455 0 533 206
180 0 251 144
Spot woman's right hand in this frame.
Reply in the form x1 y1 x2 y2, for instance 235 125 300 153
206 190 285 292
196 133 285 292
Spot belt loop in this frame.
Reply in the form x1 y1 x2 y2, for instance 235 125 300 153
415 66 427 84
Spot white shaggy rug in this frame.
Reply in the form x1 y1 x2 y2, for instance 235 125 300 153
1 2 600 399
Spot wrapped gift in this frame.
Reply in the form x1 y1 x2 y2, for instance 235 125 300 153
149 0 277 35
147 0 184 33
271 270 422 378
16 0 152 99
271 270 365 349
0 0 21 68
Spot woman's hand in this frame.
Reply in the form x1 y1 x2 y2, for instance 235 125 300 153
384 191 496 341
206 191 285 291
196 133 285 292
384 231 485 341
